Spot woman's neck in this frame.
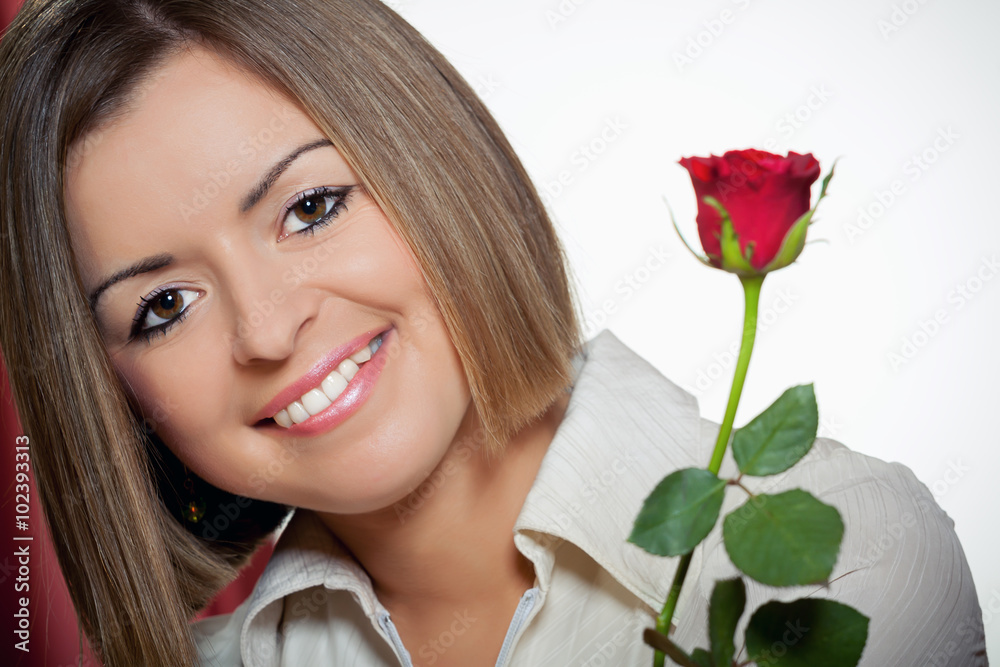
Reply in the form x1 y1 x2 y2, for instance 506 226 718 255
315 392 569 611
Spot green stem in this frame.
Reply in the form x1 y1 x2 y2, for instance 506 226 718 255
708 275 764 474
653 554 691 667
652 274 765 666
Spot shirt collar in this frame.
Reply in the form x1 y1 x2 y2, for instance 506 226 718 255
511 329 705 609
240 329 706 654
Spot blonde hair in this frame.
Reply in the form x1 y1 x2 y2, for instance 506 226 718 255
0 0 580 664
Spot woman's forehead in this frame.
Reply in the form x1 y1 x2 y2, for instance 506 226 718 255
62 45 332 288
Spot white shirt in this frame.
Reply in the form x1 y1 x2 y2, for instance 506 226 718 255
192 330 987 666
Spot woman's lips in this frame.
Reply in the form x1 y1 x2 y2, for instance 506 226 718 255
272 333 384 427
252 328 391 434
276 335 389 437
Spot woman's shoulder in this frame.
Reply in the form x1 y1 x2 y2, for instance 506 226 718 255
574 333 986 664
687 423 988 666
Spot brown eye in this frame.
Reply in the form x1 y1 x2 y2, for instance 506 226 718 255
133 288 200 340
292 195 326 225
280 186 352 237
151 290 184 319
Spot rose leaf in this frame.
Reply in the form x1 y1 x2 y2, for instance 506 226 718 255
723 489 843 586
629 467 727 557
745 598 869 667
709 578 746 667
732 384 819 476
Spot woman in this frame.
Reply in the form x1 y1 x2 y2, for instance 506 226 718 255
0 1 985 666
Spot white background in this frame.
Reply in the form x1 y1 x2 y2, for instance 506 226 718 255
394 0 999 659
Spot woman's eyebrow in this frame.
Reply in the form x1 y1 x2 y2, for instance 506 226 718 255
87 139 335 312
88 253 173 311
239 137 334 213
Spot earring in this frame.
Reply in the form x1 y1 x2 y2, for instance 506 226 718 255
182 469 206 523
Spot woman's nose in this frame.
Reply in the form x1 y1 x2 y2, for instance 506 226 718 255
226 260 314 366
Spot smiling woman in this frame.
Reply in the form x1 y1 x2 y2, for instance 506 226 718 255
0 1 987 667
0 0 580 664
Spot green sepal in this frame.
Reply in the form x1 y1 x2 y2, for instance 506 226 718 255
629 467 727 557
745 598 869 667
813 157 839 214
709 578 745 667
760 208 810 273
761 158 838 273
732 384 819 476
722 489 844 587
665 196 717 269
704 196 758 277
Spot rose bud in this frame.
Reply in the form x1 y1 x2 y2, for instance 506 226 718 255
675 149 831 276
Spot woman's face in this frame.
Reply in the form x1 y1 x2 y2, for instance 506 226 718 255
64 45 473 514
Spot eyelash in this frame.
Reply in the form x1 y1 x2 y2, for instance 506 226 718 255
279 185 354 240
127 185 354 344
130 287 195 343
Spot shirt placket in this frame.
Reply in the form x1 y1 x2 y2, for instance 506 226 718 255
373 587 542 667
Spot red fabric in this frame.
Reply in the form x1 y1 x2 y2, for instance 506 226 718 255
197 541 274 619
0 3 271 663
1 0 21 34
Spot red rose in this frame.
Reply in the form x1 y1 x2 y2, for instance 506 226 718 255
679 149 822 274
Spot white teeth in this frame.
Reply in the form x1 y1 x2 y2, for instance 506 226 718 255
287 401 310 424
301 388 332 416
274 409 293 428
350 346 372 364
269 333 385 428
337 359 359 381
321 372 348 401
